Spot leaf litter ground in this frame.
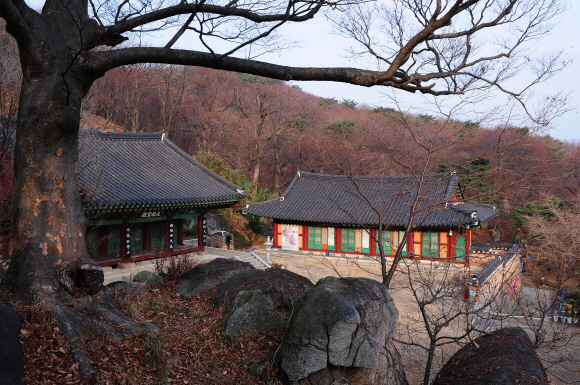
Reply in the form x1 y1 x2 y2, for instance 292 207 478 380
13 284 286 384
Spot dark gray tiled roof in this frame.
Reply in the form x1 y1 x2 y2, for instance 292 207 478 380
78 130 245 209
246 171 499 228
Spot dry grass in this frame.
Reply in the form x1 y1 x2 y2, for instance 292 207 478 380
154 253 198 282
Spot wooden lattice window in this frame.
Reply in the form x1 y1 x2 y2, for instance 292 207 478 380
455 236 466 261
422 232 439 258
308 226 322 249
108 224 121 255
151 221 166 249
376 230 393 255
341 228 356 252
393 231 407 256
131 223 143 251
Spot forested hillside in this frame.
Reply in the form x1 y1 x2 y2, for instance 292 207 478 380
81 63 580 239
2 17 579 242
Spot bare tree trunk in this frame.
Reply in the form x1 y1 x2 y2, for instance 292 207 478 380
252 150 262 195
274 146 282 196
1 48 155 382
423 341 437 385
2 70 97 299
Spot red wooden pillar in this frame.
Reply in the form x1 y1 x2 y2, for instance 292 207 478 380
164 217 171 257
177 219 184 245
449 232 456 263
303 225 309 250
273 223 279 248
198 214 205 252
465 229 472 266
335 227 341 253
143 223 152 250
121 221 128 261
370 229 377 256
98 225 108 256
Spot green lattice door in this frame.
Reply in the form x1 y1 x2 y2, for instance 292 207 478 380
341 228 356 252
151 221 166 248
375 231 391 255
455 236 466 262
422 232 439 258
108 225 121 255
131 223 143 251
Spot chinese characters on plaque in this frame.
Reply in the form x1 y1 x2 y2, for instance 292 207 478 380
140 211 161 219
202 218 208 246
169 222 174 251
125 226 131 258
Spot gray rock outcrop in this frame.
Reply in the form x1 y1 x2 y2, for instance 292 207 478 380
299 340 407 385
133 270 163 286
105 281 146 293
214 267 313 309
174 258 254 298
280 276 407 384
433 327 548 385
0 300 24 385
218 268 313 335
221 290 284 335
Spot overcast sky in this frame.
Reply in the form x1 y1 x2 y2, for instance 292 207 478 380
23 0 580 141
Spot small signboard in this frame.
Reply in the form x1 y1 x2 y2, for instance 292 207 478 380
169 222 174 251
202 218 208 246
139 211 162 219
125 227 131 258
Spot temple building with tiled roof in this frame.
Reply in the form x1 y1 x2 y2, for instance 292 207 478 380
245 171 498 264
78 130 245 266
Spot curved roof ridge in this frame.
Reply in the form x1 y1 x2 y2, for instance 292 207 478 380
296 170 452 182
79 129 164 141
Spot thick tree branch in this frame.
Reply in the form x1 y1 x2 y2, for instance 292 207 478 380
0 0 34 43
104 0 325 35
90 47 412 88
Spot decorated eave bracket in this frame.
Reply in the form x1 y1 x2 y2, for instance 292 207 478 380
82 198 241 214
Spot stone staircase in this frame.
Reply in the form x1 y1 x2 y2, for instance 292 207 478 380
205 247 271 270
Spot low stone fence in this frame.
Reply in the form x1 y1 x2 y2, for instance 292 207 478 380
469 244 522 310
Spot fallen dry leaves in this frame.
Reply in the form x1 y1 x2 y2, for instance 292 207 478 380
14 284 286 384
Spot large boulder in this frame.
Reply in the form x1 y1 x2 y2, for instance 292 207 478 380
106 281 145 293
133 270 163 286
299 340 407 385
217 268 313 335
174 258 254 298
433 327 548 385
280 276 407 384
221 290 284 335
0 300 24 385
214 267 313 309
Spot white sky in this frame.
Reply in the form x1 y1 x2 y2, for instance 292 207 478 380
22 0 580 141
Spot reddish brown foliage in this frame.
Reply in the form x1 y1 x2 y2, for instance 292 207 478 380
11 285 285 384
